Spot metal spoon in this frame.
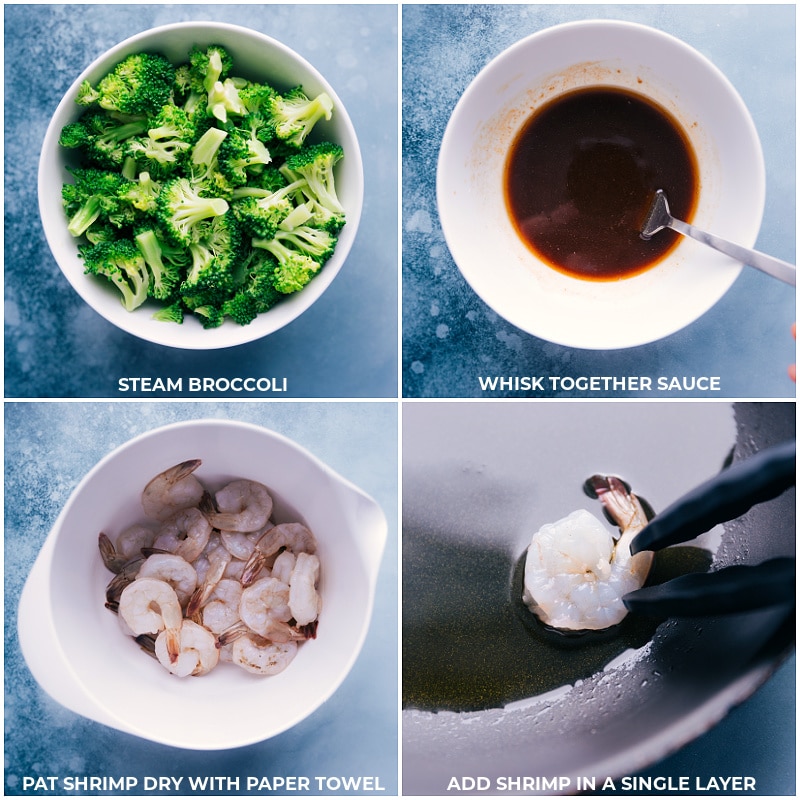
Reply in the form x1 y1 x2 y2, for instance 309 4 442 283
640 189 796 286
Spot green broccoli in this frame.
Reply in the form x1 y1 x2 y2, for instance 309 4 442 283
268 224 337 264
156 176 230 246
266 86 334 148
59 111 149 169
180 212 242 308
134 228 183 300
221 249 284 324
117 171 161 213
61 168 128 236
126 105 197 177
59 43 346 329
282 141 345 217
78 52 176 116
252 236 320 294
152 299 185 324
79 238 150 311
217 115 272 186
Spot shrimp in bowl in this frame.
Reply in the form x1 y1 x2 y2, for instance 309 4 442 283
522 475 654 632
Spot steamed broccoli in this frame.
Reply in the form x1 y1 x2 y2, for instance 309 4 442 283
282 141 345 217
156 177 230 246
265 86 334 148
59 43 346 329
79 238 150 311
77 52 176 116
252 235 321 294
126 105 197 177
59 111 149 169
61 167 129 236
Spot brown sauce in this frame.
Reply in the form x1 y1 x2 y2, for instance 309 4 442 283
504 87 699 280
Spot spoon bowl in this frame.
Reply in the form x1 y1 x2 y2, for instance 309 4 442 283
641 190 796 286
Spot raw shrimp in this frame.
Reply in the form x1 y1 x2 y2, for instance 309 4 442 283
241 523 317 586
118 578 183 660
239 576 292 637
289 553 321 627
186 546 231 618
155 619 219 677
152 507 212 563
220 526 271 561
271 550 296 585
231 634 297 676
207 480 273 533
142 459 205 521
137 553 198 607
201 579 243 635
522 475 653 631
115 524 157 561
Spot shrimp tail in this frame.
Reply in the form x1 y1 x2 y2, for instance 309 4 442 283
167 459 203 485
165 627 182 664
240 552 268 587
587 475 647 534
98 532 125 573
216 621 249 649
298 620 318 640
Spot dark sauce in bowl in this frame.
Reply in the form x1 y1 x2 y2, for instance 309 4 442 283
504 87 699 280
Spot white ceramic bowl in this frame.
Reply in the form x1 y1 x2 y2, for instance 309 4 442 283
437 20 765 349
39 22 364 349
18 420 386 749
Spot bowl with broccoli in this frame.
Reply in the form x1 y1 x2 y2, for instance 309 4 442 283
39 22 364 349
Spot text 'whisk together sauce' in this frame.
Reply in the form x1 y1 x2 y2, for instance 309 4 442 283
504 86 699 280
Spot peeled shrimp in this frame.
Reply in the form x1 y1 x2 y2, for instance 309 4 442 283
289 553 321 626
115 524 157 561
141 459 205 521
207 480 273 533
118 578 183 659
201 579 243 635
522 475 653 631
241 522 316 585
239 576 292 637
155 619 219 677
136 553 198 607
231 634 297 675
152 507 212 563
271 550 296 585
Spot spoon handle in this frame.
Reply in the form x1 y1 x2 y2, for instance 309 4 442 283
669 217 796 286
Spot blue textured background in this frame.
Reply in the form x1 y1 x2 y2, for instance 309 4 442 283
402 4 796 398
5 401 398 795
4 4 398 398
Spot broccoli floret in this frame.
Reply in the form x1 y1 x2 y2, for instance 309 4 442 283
270 225 337 264
117 170 161 213
153 299 184 324
188 45 233 94
231 196 286 239
180 212 242 305
126 105 197 177
79 53 176 116
156 176 230 246
61 168 129 236
218 115 272 186
79 239 150 311
252 236 320 294
134 228 183 300
60 111 149 169
283 141 345 217
237 80 279 117
230 172 308 229
266 86 334 148
221 249 283 324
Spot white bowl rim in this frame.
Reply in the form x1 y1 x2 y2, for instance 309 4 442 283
38 21 365 350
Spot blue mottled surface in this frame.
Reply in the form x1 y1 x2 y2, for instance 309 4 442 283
4 4 398 398
402 4 796 398
5 402 398 794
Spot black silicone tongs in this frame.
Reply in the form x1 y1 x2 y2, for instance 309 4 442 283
623 439 796 617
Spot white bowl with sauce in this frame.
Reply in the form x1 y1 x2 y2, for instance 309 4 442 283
18 420 387 749
39 22 364 350
437 20 765 350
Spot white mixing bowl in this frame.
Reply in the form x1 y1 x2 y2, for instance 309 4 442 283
39 22 364 349
437 20 765 349
18 419 386 749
